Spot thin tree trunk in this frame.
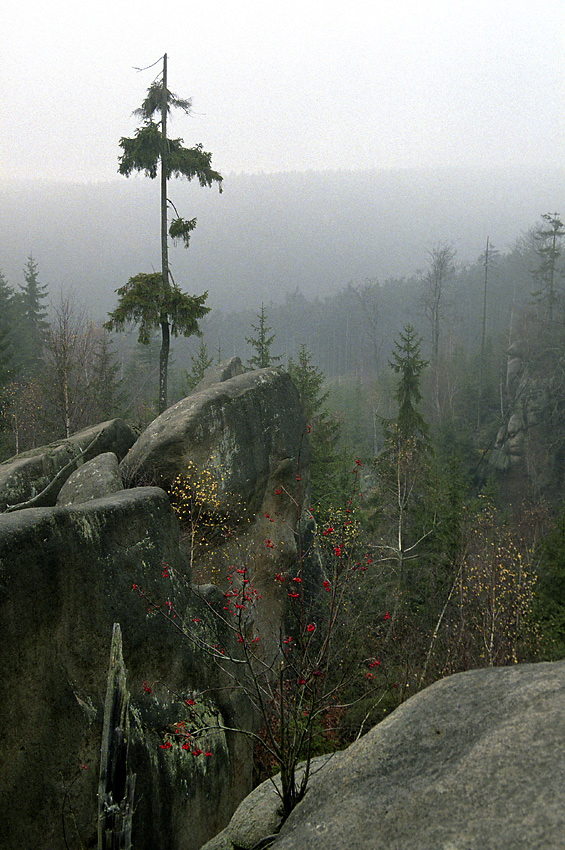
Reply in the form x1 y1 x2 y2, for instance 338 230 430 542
63 366 70 438
477 236 489 430
159 52 170 414
161 51 169 289
159 320 170 414
549 230 556 323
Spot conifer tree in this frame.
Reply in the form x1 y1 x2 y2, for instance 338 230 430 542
373 326 432 620
287 344 342 506
106 273 209 412
185 339 213 392
245 304 281 369
18 255 48 375
110 53 222 413
386 324 430 448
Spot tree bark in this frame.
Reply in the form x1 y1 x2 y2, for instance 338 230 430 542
159 52 170 414
159 319 170 414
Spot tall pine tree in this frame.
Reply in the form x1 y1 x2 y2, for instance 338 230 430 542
373 326 432 616
385 324 430 448
112 54 222 413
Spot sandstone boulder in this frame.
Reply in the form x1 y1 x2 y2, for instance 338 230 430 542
201 755 334 850
0 488 254 850
121 369 311 659
260 661 565 850
0 368 311 849
120 368 308 516
0 418 135 510
191 356 244 393
57 451 123 505
492 339 565 498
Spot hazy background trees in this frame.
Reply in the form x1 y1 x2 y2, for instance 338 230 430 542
0 211 561 464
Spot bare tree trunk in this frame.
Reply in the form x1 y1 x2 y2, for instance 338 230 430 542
159 320 170 414
159 52 170 414
63 355 70 438
477 236 490 430
98 623 136 850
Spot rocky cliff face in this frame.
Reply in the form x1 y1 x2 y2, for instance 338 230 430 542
0 488 253 850
491 339 565 500
0 366 310 850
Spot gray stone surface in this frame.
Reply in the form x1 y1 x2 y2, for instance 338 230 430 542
0 418 135 510
201 755 335 850
268 661 565 850
0 488 254 850
120 368 308 513
0 370 311 849
491 341 562 496
191 356 244 393
121 368 311 660
57 451 123 505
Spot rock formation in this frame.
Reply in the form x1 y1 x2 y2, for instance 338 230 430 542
120 366 310 659
190 355 244 393
57 451 124 506
0 366 310 850
0 487 253 849
203 660 565 850
491 338 565 499
0 418 136 510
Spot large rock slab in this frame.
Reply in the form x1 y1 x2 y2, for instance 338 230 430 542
121 369 311 659
120 368 308 516
0 418 136 510
264 661 565 850
201 755 334 850
0 488 254 850
191 356 244 393
56 451 123 505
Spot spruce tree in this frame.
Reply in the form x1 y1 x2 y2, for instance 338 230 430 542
114 54 222 413
245 304 281 369
386 324 430 449
18 255 48 375
373 326 432 609
287 344 343 506
106 273 210 413
185 339 213 392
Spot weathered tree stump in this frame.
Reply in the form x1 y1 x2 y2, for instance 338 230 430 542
98 623 136 850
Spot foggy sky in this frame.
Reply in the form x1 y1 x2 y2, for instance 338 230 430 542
1 0 563 183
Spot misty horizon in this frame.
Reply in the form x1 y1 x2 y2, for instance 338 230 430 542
1 165 563 322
